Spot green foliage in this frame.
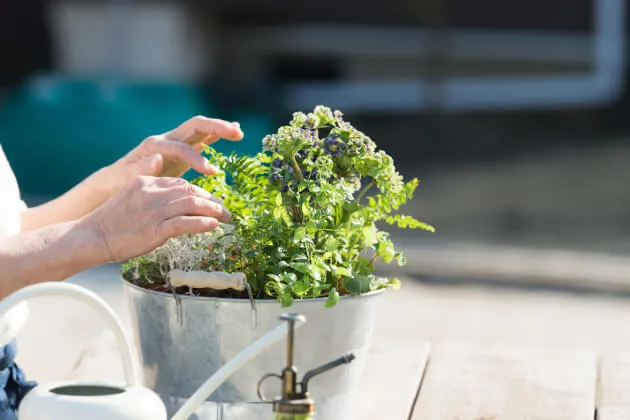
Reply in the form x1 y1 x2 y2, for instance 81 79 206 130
122 105 434 307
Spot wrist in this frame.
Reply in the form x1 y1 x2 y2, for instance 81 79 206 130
0 219 112 295
85 166 119 202
70 217 114 266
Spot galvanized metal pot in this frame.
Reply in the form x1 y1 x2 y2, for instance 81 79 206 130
122 279 385 420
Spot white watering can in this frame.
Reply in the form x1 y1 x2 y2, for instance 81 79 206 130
0 282 310 420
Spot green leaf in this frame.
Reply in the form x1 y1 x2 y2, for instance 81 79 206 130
290 262 309 273
281 212 293 227
333 266 353 278
385 214 435 232
344 275 372 294
361 226 376 247
325 237 339 252
301 202 310 217
280 272 297 286
277 260 290 268
293 228 306 242
294 281 310 297
289 263 322 281
334 205 344 225
274 193 283 206
325 288 340 308
266 274 281 282
376 237 395 264
353 257 374 275
306 265 322 281
280 293 294 308
311 283 323 297
388 277 402 290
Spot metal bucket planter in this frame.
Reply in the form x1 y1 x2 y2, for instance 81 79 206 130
122 279 385 420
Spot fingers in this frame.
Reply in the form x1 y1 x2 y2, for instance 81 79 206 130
153 177 224 205
145 177 229 223
163 195 231 223
133 154 164 177
146 115 243 177
144 136 221 175
156 216 219 239
167 115 244 144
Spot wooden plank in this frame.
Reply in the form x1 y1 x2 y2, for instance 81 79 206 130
357 341 431 420
597 353 630 420
411 345 597 420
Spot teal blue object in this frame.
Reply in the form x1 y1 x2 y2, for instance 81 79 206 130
183 113 274 182
0 75 227 197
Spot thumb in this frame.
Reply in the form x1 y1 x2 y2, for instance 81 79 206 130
133 154 164 177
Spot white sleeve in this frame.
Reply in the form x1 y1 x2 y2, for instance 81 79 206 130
0 145 30 345
0 145 27 237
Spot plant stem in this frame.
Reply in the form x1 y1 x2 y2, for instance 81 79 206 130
356 180 376 203
291 154 304 183
368 253 379 268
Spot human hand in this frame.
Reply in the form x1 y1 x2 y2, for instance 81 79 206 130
99 115 243 198
83 176 230 262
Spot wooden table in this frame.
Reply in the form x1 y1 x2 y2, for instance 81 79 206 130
358 341 630 420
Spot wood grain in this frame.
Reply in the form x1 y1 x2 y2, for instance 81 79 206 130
411 345 597 420
356 341 431 420
597 353 630 420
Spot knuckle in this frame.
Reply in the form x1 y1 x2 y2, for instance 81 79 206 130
183 196 200 212
130 175 148 189
191 115 208 124
192 184 212 198
181 181 197 195
163 177 188 190
144 135 160 147
155 176 177 187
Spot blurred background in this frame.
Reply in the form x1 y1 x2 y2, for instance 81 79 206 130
8 1 630 391
2 0 629 252
5 1 630 351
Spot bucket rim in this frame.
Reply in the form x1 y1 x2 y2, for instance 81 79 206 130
121 276 386 304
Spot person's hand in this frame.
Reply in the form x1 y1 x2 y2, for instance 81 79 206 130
82 176 231 262
99 115 243 198
20 115 242 233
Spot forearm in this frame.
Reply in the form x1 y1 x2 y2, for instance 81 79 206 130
0 219 109 298
21 168 113 231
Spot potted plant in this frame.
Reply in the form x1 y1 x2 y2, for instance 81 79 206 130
120 106 434 420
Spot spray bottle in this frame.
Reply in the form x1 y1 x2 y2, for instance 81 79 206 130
257 314 356 420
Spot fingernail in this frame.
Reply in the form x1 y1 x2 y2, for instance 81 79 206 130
205 161 221 174
193 185 213 198
231 121 240 128
223 207 232 221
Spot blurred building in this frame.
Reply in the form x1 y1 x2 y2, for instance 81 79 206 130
0 0 628 195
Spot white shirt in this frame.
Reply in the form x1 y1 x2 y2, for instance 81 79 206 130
0 145 30 346
0 145 26 238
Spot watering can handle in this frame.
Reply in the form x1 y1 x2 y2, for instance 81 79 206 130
0 282 139 386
